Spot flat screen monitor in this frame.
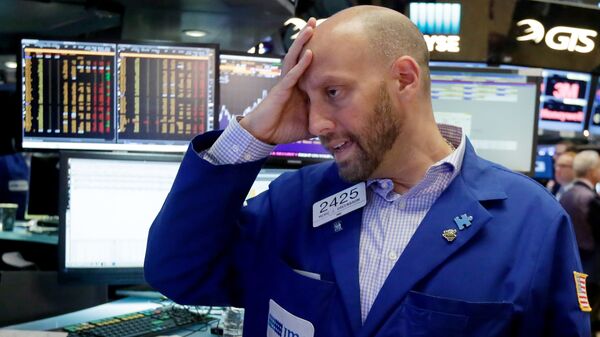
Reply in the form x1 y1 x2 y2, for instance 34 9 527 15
26 153 59 219
538 69 592 132
58 153 292 284
430 66 541 174
246 168 293 200
219 53 331 163
21 39 218 152
533 145 555 180
58 152 183 284
587 77 600 135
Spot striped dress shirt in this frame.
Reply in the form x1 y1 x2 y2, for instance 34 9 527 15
201 118 466 323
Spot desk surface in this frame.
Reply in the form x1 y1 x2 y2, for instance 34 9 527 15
0 222 58 245
3 297 219 336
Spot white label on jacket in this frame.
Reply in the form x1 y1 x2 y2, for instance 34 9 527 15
312 183 366 228
267 299 315 337
8 180 28 192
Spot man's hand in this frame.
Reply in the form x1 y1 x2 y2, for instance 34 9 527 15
239 18 316 145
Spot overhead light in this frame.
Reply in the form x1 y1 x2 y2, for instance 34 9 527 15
183 30 207 38
584 129 590 137
4 61 17 69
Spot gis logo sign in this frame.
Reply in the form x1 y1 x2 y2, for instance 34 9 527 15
516 19 597 54
409 3 462 53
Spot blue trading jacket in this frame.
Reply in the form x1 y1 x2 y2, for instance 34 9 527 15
145 131 591 337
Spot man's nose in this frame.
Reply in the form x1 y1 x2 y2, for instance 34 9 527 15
307 102 335 136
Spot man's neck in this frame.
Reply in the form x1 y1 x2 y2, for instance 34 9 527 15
371 121 453 195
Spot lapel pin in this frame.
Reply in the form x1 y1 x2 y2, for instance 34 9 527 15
454 213 473 231
333 221 343 232
442 229 457 242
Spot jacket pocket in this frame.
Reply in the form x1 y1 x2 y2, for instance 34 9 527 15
377 291 514 337
243 254 346 337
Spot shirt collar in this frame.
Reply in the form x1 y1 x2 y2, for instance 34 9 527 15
366 124 466 199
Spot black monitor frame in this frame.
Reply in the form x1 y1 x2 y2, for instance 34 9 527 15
18 38 219 153
58 151 183 285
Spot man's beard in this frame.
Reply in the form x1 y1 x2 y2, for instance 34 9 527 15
321 83 401 182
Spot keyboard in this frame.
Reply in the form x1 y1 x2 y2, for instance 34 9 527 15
60 306 217 337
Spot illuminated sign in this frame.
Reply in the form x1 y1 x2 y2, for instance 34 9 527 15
284 18 327 40
409 3 461 53
516 19 597 53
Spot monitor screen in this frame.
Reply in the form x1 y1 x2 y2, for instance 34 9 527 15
587 77 600 135
219 53 331 162
538 69 592 132
27 153 59 219
59 152 183 284
246 168 293 200
533 145 556 180
430 66 540 174
58 153 291 284
21 39 218 152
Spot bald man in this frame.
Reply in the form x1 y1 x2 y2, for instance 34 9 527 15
145 6 590 336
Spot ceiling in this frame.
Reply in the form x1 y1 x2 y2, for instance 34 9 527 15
0 0 299 54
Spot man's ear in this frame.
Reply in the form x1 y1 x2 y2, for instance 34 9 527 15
390 56 420 94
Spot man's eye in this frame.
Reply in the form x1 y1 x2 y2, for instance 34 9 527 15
327 88 339 98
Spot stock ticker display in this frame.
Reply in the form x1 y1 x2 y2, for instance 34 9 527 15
117 44 215 143
22 40 116 143
538 69 591 132
21 39 217 151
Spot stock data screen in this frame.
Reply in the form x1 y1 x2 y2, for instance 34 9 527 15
219 54 331 161
21 39 217 151
22 40 116 148
430 66 540 173
538 69 591 132
117 44 217 146
587 78 600 135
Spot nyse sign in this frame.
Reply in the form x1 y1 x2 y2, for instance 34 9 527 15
423 35 460 53
516 19 597 53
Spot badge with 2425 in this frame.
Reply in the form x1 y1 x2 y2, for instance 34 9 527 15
312 183 367 228
268 299 315 337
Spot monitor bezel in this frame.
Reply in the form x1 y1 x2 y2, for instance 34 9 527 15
58 150 183 285
18 38 220 153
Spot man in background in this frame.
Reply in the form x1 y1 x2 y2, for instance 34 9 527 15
552 151 577 199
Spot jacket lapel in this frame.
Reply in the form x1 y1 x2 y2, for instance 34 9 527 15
359 140 507 337
313 166 364 335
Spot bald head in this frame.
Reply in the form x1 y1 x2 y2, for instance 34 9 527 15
306 6 430 89
313 7 428 65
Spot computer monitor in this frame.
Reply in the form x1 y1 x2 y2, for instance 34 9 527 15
533 145 555 180
58 152 183 284
58 153 292 284
587 77 600 135
219 53 332 163
26 153 60 220
538 69 592 133
115 43 218 151
21 39 117 150
21 39 218 152
246 168 293 200
430 66 541 174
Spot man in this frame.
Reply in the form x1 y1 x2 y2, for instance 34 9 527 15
560 150 600 277
145 6 590 336
547 141 575 197
549 150 576 199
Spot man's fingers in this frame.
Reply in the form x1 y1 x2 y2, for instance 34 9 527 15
282 21 315 75
279 49 313 91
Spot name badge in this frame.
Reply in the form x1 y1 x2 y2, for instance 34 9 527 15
312 183 366 228
267 299 314 337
